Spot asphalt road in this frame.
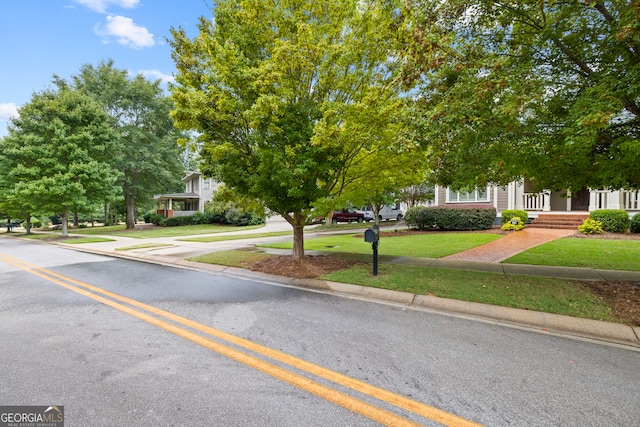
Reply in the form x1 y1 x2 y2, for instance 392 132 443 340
1 238 639 426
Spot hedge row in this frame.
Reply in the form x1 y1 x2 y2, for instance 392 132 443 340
404 206 496 231
145 209 264 227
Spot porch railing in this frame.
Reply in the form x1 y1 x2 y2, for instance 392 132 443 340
592 190 609 210
523 192 546 210
172 210 198 217
623 191 640 210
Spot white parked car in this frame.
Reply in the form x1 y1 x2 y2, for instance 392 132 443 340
360 204 404 222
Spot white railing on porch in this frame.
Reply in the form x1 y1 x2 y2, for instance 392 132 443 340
523 192 546 210
172 210 198 217
592 190 609 210
623 191 640 210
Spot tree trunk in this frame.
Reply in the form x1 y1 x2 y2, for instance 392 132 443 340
25 217 31 235
61 212 69 237
125 193 136 230
283 211 306 260
73 211 79 227
6 217 11 233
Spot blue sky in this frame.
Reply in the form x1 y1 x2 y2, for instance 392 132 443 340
0 0 213 136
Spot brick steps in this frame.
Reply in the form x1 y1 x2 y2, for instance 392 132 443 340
529 214 589 230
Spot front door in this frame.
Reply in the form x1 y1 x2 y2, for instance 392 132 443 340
571 188 590 211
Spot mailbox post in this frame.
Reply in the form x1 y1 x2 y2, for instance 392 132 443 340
364 224 380 276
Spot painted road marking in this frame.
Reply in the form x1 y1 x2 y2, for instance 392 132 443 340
0 253 482 427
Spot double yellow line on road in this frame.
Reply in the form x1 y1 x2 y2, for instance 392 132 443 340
0 253 482 427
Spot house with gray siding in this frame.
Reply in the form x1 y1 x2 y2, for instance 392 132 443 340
153 171 220 218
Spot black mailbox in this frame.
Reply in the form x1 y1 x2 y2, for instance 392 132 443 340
364 225 380 276
364 224 380 243
364 227 379 243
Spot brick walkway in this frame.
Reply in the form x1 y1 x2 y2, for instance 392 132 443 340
442 228 577 263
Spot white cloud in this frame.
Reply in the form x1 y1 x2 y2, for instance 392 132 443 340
137 70 175 85
0 103 19 121
95 15 155 49
74 0 139 14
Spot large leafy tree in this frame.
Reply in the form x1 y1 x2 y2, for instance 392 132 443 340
0 88 120 236
170 0 405 258
401 0 640 191
63 60 185 229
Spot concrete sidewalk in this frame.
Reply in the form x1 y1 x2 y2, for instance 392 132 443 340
35 219 640 349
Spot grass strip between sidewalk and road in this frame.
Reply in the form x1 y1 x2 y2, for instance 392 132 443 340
188 249 621 324
47 224 264 238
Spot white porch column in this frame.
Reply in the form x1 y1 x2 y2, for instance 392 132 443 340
608 190 621 209
515 181 525 210
507 182 515 210
566 189 572 211
434 185 440 206
542 190 551 212
589 189 597 212
168 198 173 210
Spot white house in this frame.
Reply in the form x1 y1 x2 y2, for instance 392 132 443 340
153 171 220 218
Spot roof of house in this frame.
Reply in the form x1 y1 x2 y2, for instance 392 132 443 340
153 192 200 200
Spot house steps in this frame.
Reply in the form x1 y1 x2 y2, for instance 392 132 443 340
529 213 589 230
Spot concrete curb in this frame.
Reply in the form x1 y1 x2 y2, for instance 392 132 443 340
318 281 640 348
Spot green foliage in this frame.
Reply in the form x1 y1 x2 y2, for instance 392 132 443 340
501 210 528 225
405 206 496 231
630 213 640 234
66 60 186 229
157 207 265 227
149 213 167 226
0 86 120 236
589 210 629 233
578 218 604 235
169 0 405 257
401 1 640 191
501 217 525 231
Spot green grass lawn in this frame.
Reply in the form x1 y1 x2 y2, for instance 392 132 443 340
504 237 640 271
115 243 173 251
48 223 264 238
260 232 501 258
58 237 116 244
180 231 292 243
323 264 618 322
189 249 621 324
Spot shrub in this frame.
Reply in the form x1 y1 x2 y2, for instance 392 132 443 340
224 208 265 226
630 213 640 233
191 211 211 224
501 210 528 225
589 210 629 233
143 211 153 224
166 215 194 226
501 216 525 231
405 206 496 231
578 218 603 235
149 213 167 226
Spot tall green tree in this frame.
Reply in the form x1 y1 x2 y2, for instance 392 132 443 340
0 88 120 236
170 0 405 258
63 60 185 229
401 0 640 192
